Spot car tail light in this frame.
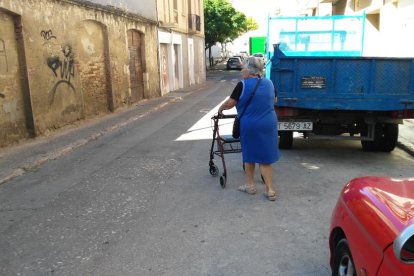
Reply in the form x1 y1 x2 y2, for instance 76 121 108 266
391 110 414 119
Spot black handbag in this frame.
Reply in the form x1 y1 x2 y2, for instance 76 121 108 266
232 117 241 138
232 78 261 139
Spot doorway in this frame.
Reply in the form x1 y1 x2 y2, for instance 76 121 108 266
128 30 145 103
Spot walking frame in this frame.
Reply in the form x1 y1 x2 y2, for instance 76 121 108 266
208 114 241 188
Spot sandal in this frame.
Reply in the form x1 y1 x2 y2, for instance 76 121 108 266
238 184 257 195
264 191 277 201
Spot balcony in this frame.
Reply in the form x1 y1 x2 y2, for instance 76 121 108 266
188 14 201 33
158 20 178 29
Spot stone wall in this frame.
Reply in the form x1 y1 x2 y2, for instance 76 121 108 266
0 0 160 147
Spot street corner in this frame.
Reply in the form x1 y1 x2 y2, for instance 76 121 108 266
398 119 414 156
398 139 414 157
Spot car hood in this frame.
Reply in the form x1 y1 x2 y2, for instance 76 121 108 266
342 176 414 244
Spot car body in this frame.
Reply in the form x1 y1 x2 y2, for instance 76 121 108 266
252 52 265 62
329 176 414 275
226 57 243 70
234 52 248 60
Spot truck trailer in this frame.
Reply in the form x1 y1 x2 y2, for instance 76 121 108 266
270 44 414 151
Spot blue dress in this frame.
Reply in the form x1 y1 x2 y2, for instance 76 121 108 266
233 78 281 164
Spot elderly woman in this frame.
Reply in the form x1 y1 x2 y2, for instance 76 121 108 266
218 56 280 201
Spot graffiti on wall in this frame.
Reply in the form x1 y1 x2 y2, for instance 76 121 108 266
0 39 8 73
47 45 75 81
41 30 76 105
40 29 56 41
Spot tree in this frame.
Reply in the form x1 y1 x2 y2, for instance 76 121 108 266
245 17 259 32
204 0 258 67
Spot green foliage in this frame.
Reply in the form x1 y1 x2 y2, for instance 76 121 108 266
204 0 258 50
246 17 259 31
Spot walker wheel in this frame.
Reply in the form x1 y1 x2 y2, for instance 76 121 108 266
220 176 226 188
209 165 219 176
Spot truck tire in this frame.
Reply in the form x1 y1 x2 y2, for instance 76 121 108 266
361 123 398 152
377 123 398 152
279 131 293 149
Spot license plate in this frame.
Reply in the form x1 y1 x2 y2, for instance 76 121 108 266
278 121 313 131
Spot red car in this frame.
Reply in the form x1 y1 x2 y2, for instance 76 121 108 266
329 176 414 276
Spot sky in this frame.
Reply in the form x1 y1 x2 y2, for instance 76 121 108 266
229 0 318 35
225 0 297 53
229 0 280 36
225 0 320 54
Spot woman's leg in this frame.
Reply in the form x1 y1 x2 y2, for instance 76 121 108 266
245 162 255 187
238 162 257 194
259 164 275 195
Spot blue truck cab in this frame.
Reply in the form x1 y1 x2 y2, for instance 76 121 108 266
270 43 414 151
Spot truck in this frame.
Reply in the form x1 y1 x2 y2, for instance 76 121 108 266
270 43 414 151
249 36 266 55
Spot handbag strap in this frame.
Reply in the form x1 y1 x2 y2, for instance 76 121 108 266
238 78 261 119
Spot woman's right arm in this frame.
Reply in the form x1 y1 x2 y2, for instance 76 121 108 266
218 81 243 115
218 98 237 114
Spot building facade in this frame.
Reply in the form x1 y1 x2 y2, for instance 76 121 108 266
319 0 414 57
0 0 206 148
157 0 205 95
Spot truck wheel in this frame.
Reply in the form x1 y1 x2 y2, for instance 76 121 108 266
279 131 293 149
361 123 398 152
377 123 398 152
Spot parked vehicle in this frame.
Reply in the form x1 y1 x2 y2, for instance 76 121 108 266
329 176 414 275
226 57 243 70
270 43 414 151
252 53 265 62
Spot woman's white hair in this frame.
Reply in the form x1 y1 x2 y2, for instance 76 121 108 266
244 56 264 76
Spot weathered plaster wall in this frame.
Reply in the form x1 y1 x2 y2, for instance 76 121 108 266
87 0 157 20
0 10 29 145
0 0 160 147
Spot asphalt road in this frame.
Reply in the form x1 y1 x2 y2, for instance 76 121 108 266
1 70 414 275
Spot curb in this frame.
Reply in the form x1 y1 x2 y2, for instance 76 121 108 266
397 140 414 157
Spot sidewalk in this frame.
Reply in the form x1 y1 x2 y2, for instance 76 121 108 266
0 84 206 185
397 119 414 156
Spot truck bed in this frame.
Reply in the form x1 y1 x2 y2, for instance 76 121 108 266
270 46 414 111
